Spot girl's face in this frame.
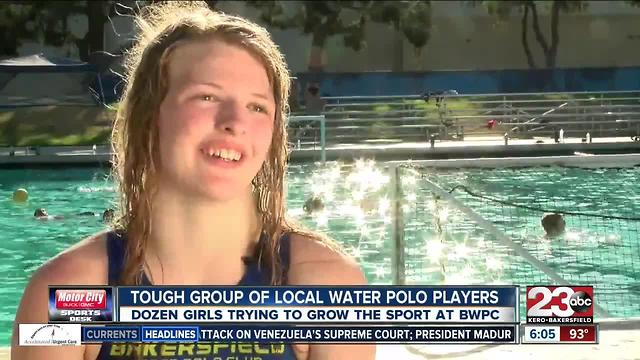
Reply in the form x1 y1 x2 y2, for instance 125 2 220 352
156 38 276 201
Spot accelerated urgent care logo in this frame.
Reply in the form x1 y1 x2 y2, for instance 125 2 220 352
19 324 81 346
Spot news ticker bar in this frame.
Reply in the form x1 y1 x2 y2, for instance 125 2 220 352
20 323 602 347
81 324 599 344
522 324 599 344
79 324 519 344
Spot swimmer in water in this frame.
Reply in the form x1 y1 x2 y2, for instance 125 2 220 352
33 208 64 220
102 208 115 223
33 208 94 220
12 3 373 360
541 213 566 238
77 211 96 217
33 208 48 219
303 196 324 215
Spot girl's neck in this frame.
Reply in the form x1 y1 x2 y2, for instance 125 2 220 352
145 185 262 284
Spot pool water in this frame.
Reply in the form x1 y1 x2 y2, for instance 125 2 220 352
1 162 639 345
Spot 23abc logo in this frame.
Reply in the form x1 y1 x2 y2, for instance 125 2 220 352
527 286 593 317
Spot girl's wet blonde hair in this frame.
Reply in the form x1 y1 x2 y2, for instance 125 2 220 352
111 1 339 286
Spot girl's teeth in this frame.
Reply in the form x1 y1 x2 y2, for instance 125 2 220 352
204 148 241 161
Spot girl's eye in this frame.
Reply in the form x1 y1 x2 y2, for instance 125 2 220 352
249 103 268 114
201 94 218 102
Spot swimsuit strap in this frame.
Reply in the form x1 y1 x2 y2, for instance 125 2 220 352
105 231 292 286
106 231 127 285
240 232 292 285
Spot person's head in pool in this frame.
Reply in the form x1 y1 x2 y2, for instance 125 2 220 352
303 196 324 215
541 213 566 237
102 209 115 223
33 208 48 218
33 208 64 220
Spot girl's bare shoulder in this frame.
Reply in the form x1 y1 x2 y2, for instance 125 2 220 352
287 233 367 286
11 232 111 359
31 231 111 286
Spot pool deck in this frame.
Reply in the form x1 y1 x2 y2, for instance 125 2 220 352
1 136 640 167
2 320 639 360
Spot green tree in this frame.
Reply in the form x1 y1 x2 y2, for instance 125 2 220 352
471 0 587 69
245 1 431 72
0 1 129 61
0 1 77 57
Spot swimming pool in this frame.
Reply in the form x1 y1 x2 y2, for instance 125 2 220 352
1 162 639 345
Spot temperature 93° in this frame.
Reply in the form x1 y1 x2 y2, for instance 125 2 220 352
560 326 596 342
569 328 588 340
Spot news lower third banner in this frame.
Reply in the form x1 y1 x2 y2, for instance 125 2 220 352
115 286 519 323
48 286 519 324
41 286 520 346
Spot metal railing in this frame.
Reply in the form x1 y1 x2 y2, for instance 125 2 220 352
288 115 326 162
289 90 640 146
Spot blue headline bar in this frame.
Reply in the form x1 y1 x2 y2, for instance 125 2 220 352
141 326 199 342
81 324 518 344
116 286 517 307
